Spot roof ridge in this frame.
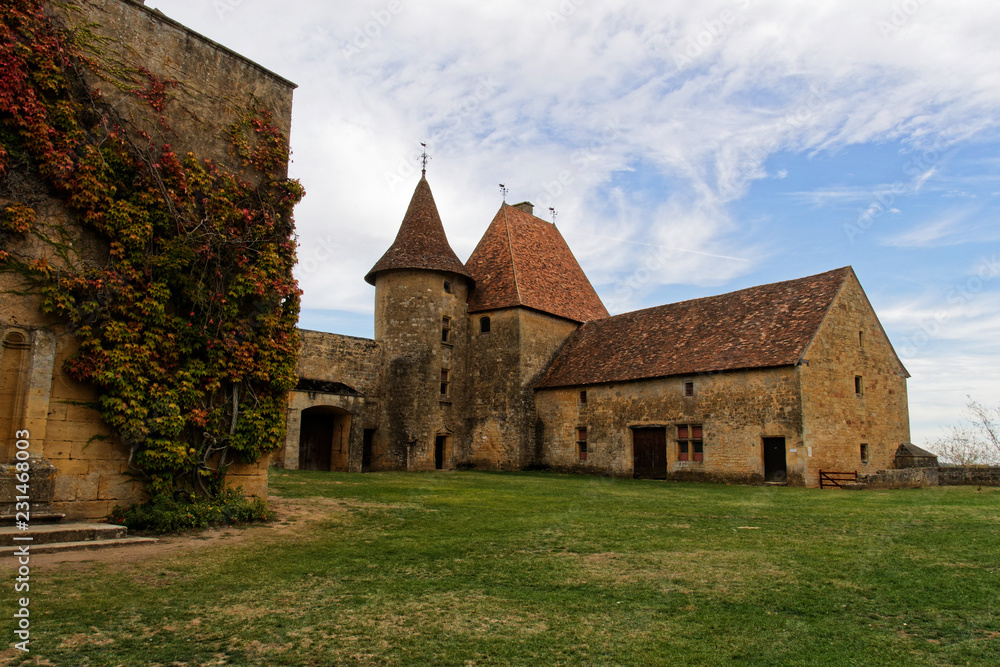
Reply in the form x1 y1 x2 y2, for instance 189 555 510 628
502 204 524 305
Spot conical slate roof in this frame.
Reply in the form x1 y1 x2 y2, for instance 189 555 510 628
465 203 609 323
364 175 472 285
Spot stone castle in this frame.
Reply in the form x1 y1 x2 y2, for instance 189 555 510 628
283 171 913 487
1 0 915 521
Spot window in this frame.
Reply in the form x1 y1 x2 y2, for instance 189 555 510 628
677 424 704 462
443 280 452 294
683 381 694 397
855 375 864 396
859 330 865 350
577 427 588 461
440 369 450 397
579 390 587 405
441 316 451 343
479 316 491 333
860 443 869 464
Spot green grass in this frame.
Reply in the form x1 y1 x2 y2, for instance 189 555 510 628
4 470 1000 665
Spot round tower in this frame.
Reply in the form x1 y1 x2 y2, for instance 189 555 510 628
364 174 473 470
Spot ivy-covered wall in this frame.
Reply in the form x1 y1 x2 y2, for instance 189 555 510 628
0 0 301 518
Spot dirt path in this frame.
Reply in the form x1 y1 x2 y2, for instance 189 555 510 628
28 496 342 571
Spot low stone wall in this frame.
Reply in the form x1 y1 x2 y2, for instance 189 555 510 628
938 466 1000 487
858 467 938 489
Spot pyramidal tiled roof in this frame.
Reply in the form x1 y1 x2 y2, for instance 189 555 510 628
537 267 854 389
365 175 472 285
465 203 609 323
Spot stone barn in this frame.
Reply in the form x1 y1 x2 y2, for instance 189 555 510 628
287 173 912 487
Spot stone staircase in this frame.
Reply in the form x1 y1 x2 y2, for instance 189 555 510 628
0 521 157 554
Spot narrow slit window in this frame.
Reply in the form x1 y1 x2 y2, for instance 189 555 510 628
855 375 863 396
440 369 450 397
579 390 587 405
860 443 869 464
441 316 451 343
577 427 588 461
859 330 865 350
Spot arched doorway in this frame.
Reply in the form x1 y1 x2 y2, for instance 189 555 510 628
298 406 352 471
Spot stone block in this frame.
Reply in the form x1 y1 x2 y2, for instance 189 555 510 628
54 458 90 477
53 499 113 521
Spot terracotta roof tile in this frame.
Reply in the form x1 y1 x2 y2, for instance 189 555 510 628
365 175 471 285
466 204 608 322
537 267 852 388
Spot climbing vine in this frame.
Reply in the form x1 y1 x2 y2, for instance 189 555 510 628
0 0 303 497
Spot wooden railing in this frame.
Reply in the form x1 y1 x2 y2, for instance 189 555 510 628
819 470 858 489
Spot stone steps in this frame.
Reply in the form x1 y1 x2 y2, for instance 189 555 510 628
0 522 157 554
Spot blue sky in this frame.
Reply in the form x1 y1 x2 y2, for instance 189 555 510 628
153 0 1000 449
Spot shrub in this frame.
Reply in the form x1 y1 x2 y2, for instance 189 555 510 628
109 488 274 534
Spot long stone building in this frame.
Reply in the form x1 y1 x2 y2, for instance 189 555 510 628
283 173 912 487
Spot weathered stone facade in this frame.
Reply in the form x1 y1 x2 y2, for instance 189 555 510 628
290 175 914 489
1 0 295 518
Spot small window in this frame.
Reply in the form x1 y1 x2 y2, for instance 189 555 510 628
479 316 491 334
443 281 452 294
579 390 587 405
860 443 869 464
440 369 450 397
677 424 704 462
441 316 451 343
859 330 865 350
683 381 694 397
855 375 864 396
577 427 587 461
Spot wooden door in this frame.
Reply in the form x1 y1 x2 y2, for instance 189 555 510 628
299 411 333 471
633 427 667 479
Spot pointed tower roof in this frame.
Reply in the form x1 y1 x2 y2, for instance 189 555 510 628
466 203 609 323
365 175 472 285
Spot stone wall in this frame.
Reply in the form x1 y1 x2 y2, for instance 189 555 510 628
938 466 1000 487
469 308 577 469
53 0 295 175
798 273 911 486
858 467 938 489
296 330 382 395
0 0 296 518
536 366 804 484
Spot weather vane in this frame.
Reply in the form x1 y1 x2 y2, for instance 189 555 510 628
499 183 508 203
549 207 558 225
420 142 430 176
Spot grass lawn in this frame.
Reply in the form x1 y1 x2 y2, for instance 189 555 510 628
3 470 1000 666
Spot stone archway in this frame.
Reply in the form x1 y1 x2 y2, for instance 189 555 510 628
298 406 352 471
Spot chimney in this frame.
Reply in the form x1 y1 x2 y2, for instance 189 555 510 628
512 201 534 215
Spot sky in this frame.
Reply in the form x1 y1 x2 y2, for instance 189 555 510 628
150 0 1000 450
